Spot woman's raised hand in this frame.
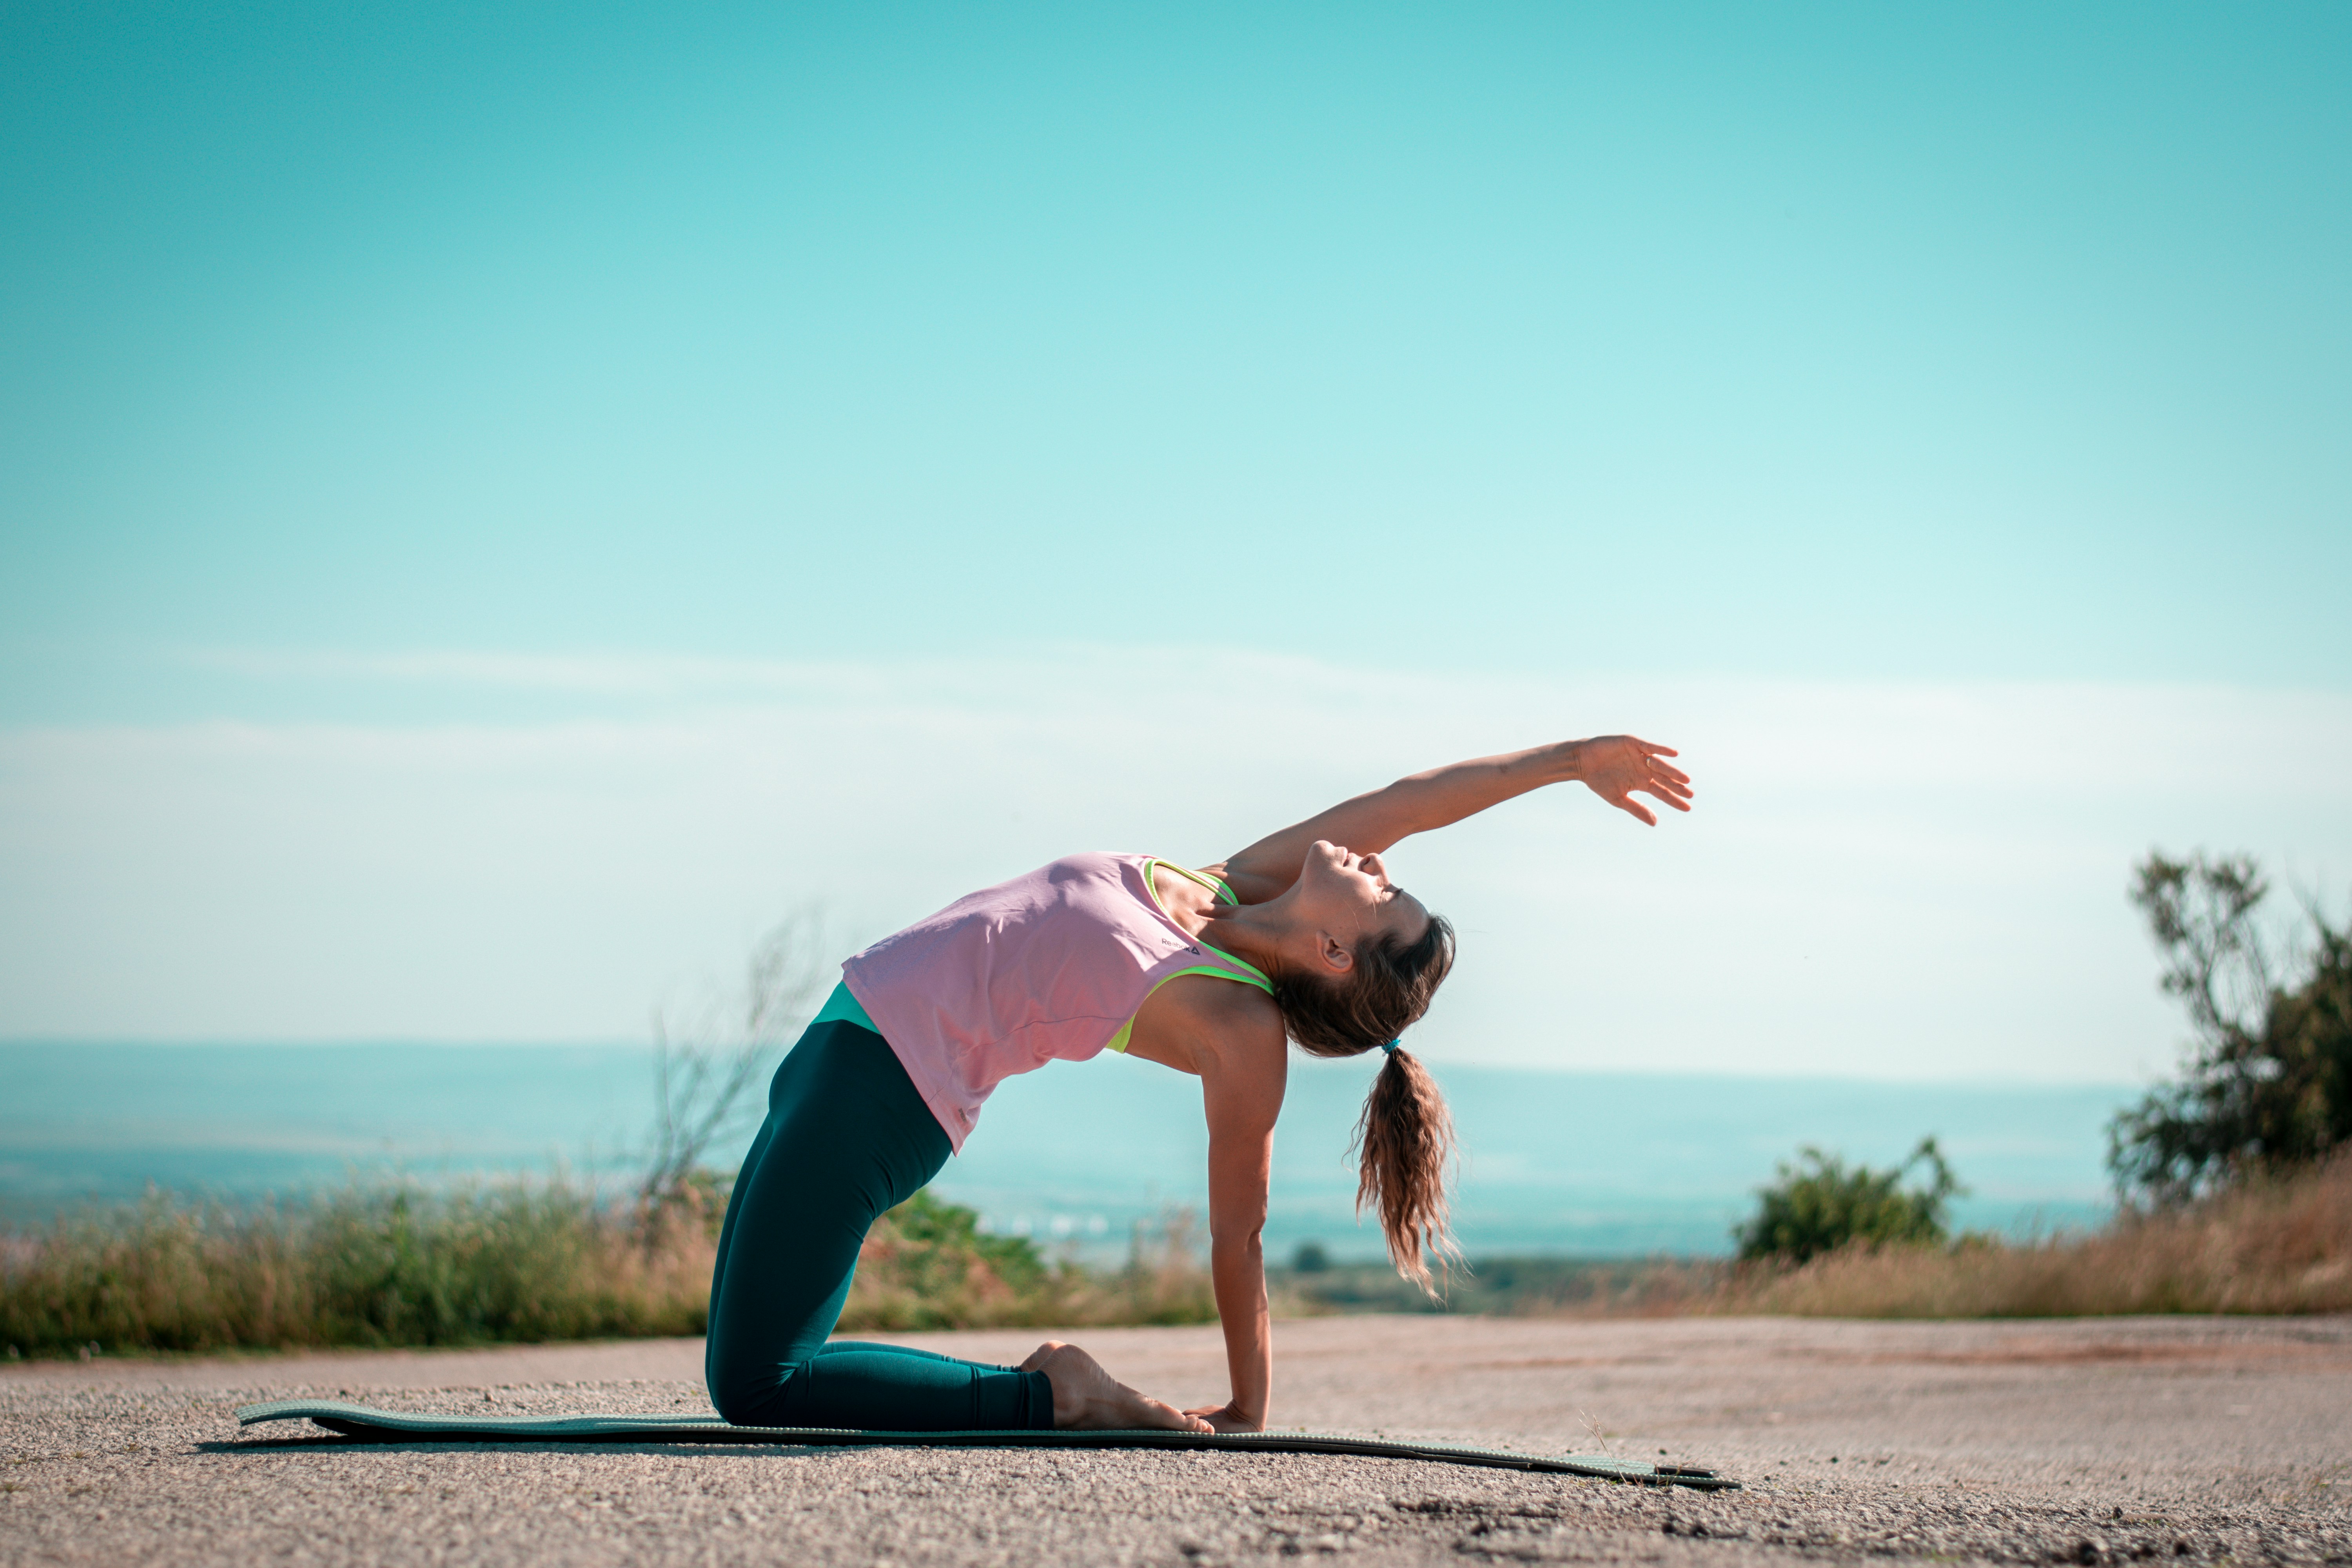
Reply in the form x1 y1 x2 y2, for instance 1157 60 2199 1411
1572 735 1693 826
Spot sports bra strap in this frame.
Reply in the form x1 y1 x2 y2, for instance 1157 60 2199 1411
1105 859 1275 1055
1151 858 1239 907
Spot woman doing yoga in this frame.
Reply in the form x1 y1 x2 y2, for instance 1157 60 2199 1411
704 733 1693 1433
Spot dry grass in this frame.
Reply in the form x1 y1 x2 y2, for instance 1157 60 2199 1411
1292 1151 2352 1323
0 1181 1216 1359
844 1207 1217 1332
16 1156 2343 1354
1722 1147 2352 1316
1717 1148 2352 1318
0 1183 712 1357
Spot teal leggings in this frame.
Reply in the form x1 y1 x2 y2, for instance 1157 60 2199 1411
703 1018 1054 1430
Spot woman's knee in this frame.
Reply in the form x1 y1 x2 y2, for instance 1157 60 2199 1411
706 1356 787 1426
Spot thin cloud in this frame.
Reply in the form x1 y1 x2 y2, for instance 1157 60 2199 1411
2 659 2345 1078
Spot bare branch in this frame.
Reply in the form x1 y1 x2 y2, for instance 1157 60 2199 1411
639 906 830 1238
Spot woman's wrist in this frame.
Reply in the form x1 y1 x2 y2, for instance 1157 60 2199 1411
1544 738 1590 784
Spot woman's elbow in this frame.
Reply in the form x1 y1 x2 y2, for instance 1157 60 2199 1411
1210 1220 1265 1258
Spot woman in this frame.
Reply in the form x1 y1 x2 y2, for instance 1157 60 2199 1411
705 733 1693 1434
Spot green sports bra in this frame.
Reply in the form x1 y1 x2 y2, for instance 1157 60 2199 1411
1105 858 1274 1054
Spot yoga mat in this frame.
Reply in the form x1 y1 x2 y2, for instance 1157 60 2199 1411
235 1400 1737 1491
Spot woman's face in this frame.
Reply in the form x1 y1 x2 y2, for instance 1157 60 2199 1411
1290 840 1430 975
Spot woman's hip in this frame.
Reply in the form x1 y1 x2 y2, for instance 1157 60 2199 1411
757 1017 951 1206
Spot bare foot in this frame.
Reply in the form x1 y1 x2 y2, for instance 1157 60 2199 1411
1020 1341 1212 1432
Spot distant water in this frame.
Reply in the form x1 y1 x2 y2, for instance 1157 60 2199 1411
0 1042 2138 1259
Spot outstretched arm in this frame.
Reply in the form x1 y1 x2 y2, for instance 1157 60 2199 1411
1214 735 1691 900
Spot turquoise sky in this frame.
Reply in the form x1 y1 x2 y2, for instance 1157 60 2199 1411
5 5 2350 1070
5 2 2347 726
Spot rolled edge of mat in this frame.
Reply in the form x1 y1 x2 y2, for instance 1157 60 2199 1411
232 1399 1737 1491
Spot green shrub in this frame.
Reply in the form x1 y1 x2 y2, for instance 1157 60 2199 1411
841 1195 1215 1332
840 1190 1053 1330
1734 1138 1962 1264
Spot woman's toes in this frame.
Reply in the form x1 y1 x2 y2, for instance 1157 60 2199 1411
1139 1396 1212 1433
1025 1341 1207 1432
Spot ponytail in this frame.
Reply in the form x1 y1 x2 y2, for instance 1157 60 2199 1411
1353 1045 1460 1293
1272 911 1459 1293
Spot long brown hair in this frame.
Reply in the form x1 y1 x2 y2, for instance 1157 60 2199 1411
1271 913 1459 1291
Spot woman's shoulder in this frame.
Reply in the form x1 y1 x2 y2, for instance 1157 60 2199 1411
1140 967 1286 1053
1124 989 1286 1082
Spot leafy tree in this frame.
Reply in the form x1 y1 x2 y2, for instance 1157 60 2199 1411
2109 852 2352 1201
1735 1138 1962 1264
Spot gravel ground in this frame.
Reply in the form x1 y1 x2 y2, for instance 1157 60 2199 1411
4 1314 2348 1566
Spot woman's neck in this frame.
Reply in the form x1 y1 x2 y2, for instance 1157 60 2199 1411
1199 902 1289 974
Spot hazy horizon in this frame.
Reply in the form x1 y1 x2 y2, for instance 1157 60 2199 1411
0 1040 2135 1256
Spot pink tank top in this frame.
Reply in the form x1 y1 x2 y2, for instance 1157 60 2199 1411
840 852 1273 1150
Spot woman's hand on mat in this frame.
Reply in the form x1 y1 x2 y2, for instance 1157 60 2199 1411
1022 1341 1214 1433
1183 1401 1264 1435
1569 735 1692 826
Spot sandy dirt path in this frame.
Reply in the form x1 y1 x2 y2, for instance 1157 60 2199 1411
5 1314 2348 1566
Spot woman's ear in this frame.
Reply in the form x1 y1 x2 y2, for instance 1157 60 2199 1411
1314 930 1355 975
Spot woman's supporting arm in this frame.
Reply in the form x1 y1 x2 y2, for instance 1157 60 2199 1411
1197 1123 1275 1429
1216 734 1691 897
1187 999 1289 1432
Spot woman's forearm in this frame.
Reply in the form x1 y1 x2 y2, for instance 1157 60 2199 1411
1223 740 1587 884
1224 735 1687 885
1209 1232 1272 1424
1379 734 1693 834
1378 740 1588 838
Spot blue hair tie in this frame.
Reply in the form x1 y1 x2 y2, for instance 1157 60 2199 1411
1380 1040 1401 1055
